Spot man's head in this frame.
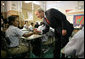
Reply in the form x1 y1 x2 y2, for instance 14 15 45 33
35 8 44 19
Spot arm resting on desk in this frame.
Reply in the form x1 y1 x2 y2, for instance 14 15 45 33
23 32 34 37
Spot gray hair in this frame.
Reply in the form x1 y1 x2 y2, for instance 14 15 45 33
36 8 44 13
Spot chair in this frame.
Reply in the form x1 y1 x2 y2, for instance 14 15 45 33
1 36 8 58
1 35 29 58
42 36 55 54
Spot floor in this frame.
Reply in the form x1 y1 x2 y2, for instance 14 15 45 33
29 47 54 58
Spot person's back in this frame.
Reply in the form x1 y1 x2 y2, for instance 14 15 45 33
64 27 84 58
45 8 74 31
45 8 63 28
45 8 74 47
45 8 74 58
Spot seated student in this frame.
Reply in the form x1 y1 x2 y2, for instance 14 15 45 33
37 22 45 34
5 15 37 56
29 22 34 32
64 27 84 58
23 21 29 29
34 22 39 28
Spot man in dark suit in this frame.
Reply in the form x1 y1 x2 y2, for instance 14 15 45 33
35 8 74 58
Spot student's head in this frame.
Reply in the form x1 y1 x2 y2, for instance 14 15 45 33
35 8 44 19
31 23 34 26
8 15 19 27
25 21 28 24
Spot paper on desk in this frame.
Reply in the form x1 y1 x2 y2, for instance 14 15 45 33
21 34 42 40
22 28 28 31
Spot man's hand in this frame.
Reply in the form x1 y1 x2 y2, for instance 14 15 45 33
62 29 67 36
33 30 41 34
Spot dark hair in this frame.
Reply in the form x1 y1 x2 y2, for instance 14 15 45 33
7 15 19 25
25 21 28 24
31 23 34 25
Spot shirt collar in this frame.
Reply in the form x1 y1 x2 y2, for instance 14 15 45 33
43 13 47 19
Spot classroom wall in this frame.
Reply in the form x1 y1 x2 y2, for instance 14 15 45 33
66 9 84 28
1 1 84 28
45 1 84 26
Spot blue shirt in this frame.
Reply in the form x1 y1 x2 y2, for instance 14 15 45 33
6 25 24 47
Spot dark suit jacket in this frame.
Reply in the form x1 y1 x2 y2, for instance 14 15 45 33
44 8 74 48
45 8 74 38
42 18 50 34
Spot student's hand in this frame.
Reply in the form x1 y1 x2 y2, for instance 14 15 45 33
33 30 41 34
62 29 67 36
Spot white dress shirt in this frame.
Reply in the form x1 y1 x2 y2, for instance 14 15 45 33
37 24 45 34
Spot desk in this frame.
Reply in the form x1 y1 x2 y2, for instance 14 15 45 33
21 29 29 34
21 34 43 57
21 34 43 40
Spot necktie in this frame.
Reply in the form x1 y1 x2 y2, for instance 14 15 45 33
44 18 50 24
